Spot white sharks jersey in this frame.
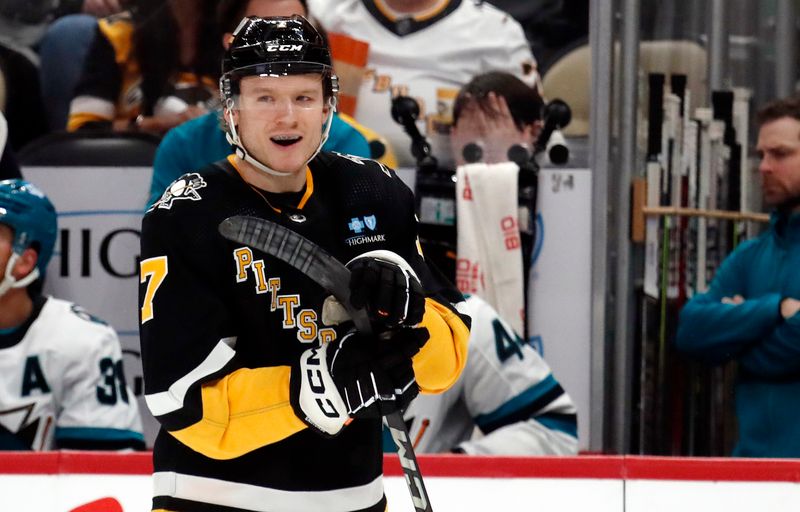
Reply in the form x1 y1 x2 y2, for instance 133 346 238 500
310 0 539 168
0 296 144 451
398 295 578 455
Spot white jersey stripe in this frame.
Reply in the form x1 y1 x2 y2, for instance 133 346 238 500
68 95 116 119
145 337 237 417
153 471 384 512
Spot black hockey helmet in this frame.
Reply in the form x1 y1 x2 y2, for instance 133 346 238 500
219 15 339 177
220 15 338 102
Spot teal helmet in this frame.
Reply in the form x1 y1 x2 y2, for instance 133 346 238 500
0 179 57 286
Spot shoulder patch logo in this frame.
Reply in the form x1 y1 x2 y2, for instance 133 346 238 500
152 173 208 210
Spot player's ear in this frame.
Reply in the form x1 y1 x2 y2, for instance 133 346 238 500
226 104 240 126
12 247 39 280
222 32 234 50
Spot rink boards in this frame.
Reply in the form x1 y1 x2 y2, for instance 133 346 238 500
1 453 799 511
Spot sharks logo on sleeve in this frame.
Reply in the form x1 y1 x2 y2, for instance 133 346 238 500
151 173 208 211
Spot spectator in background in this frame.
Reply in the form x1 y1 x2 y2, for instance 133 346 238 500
309 0 539 169
421 71 545 281
676 94 800 458
0 1 127 135
0 0 116 49
67 0 222 135
0 113 21 180
0 179 144 450
400 72 577 456
450 71 543 167
148 0 378 207
39 1 128 131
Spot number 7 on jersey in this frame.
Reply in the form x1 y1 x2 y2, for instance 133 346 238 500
140 256 168 323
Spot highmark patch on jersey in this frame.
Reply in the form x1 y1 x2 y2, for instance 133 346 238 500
151 173 208 211
346 214 386 247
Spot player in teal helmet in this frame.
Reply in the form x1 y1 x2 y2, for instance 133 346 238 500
0 179 57 297
0 179 144 451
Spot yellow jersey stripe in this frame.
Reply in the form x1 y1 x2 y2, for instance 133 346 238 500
169 366 306 460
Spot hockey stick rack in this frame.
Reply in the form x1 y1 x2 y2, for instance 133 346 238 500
634 71 762 456
631 192 769 243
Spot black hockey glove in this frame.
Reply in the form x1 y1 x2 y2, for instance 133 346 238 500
328 328 427 419
290 327 428 436
347 250 426 328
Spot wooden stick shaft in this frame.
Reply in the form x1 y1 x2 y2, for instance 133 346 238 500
642 206 769 223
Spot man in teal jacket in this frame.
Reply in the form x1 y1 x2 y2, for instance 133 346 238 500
676 94 800 458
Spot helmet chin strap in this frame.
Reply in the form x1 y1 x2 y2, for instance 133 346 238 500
225 97 337 178
0 252 39 298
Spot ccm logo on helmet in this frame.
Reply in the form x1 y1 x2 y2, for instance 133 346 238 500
266 44 303 52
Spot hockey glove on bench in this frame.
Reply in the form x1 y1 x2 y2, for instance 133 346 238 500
347 250 426 328
290 327 428 436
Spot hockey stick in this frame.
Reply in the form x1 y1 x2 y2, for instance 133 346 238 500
218 215 433 512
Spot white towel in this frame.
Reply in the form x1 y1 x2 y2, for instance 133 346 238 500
456 162 525 336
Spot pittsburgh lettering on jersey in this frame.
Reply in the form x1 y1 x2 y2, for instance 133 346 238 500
233 247 337 344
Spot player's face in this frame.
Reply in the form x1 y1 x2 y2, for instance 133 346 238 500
757 116 800 209
235 74 328 175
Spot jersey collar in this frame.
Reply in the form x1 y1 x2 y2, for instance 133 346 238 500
227 155 314 213
0 296 47 350
364 0 462 37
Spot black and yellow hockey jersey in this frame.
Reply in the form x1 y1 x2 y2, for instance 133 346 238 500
139 151 470 512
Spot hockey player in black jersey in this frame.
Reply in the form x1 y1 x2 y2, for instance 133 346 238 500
139 15 470 512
